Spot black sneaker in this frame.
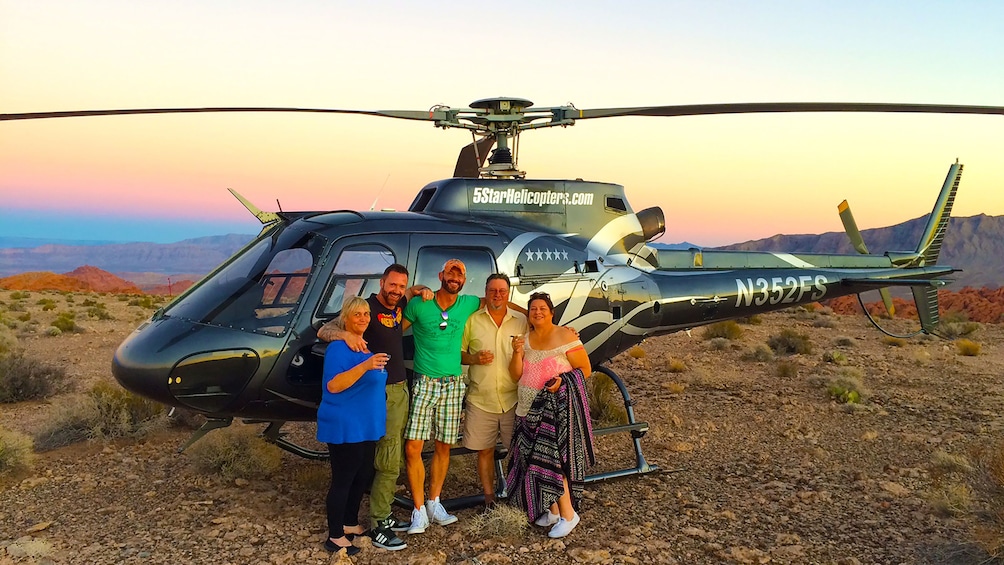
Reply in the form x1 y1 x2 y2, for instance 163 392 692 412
369 526 407 551
378 516 411 533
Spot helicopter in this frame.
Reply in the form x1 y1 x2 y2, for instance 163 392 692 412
4 98 1003 491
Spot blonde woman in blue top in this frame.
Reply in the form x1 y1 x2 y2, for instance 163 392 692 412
317 296 390 556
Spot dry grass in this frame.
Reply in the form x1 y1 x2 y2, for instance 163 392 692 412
627 345 646 359
702 321 743 341
665 357 688 373
464 503 530 539
588 372 628 427
0 426 35 476
881 336 907 347
956 339 982 356
768 328 813 355
966 441 1004 558
776 360 798 379
0 351 67 403
740 344 774 362
822 350 848 365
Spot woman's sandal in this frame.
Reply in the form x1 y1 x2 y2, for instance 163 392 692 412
324 538 360 556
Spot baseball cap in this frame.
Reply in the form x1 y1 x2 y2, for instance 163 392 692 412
442 259 466 276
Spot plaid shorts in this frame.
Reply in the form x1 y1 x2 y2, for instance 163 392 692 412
405 374 467 444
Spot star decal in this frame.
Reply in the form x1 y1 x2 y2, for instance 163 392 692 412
521 247 573 262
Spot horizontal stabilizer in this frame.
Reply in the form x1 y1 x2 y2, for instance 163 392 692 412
841 277 953 289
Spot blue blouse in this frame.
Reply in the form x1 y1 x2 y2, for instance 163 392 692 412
316 341 387 444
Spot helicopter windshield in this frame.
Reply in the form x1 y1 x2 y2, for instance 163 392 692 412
163 228 324 336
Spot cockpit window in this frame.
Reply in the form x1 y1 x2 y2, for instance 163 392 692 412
318 245 396 318
163 228 323 336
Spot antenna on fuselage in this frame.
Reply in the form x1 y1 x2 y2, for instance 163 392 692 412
370 174 391 211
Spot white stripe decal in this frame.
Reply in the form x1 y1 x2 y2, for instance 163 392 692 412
772 253 816 268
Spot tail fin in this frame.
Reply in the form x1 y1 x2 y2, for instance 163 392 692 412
912 161 963 333
914 161 962 266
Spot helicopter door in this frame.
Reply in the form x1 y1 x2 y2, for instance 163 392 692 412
284 239 405 386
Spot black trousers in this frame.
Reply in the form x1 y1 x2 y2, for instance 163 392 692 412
326 441 376 539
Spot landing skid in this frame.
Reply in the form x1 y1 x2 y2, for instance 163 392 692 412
177 365 662 511
396 364 661 511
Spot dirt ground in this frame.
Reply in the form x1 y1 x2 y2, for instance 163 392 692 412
2 290 1003 564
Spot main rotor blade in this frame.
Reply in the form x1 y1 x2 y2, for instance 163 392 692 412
0 107 447 122
453 135 496 178
575 102 1004 120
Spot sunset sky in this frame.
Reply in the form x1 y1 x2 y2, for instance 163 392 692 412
2 1 1002 246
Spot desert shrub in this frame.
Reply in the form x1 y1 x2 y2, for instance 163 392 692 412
666 357 688 373
32 395 100 450
802 303 817 313
51 312 77 333
46 327 62 337
0 325 17 357
882 336 907 347
664 382 686 394
702 320 743 341
741 344 774 362
822 350 848 365
129 296 158 309
0 427 36 475
708 337 729 351
939 320 981 339
941 310 970 324
812 317 836 329
10 291 30 300
776 360 798 379
826 368 869 404
293 464 330 491
588 371 627 428
965 440 1004 558
627 345 646 359
956 339 981 356
64 294 74 303
32 383 164 450
8 301 26 312
736 314 763 325
17 312 30 322
834 335 855 347
167 407 207 429
188 425 283 479
86 305 114 320
464 503 529 539
929 483 974 517
0 352 66 403
117 294 131 301
768 328 812 355
88 381 165 437
81 298 98 307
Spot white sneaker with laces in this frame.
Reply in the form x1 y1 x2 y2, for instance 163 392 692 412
406 506 429 535
425 498 458 526
548 512 580 538
534 510 560 527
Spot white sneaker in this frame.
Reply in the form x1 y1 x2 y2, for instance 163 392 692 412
534 510 560 527
406 506 429 535
548 512 580 538
425 498 458 526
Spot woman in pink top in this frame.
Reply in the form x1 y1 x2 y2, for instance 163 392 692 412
507 292 592 539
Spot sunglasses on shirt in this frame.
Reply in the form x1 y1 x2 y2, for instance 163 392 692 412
439 309 449 330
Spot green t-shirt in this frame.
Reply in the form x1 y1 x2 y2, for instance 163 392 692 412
404 293 481 378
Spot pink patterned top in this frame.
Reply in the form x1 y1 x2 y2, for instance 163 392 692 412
516 337 583 417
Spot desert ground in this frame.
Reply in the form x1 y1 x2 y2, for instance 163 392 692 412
2 289 1003 564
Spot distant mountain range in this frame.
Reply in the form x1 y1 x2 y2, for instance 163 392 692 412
0 215 1000 290
0 234 253 281
711 213 1001 289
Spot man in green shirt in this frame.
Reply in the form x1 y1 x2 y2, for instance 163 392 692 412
402 259 481 534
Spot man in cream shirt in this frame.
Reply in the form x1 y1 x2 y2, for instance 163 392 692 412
460 273 528 509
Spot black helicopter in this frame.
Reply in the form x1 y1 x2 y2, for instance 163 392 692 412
4 98 1002 482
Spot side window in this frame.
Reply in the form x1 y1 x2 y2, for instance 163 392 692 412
319 245 396 317
414 247 497 293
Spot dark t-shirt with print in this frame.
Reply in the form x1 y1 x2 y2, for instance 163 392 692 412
365 293 407 385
